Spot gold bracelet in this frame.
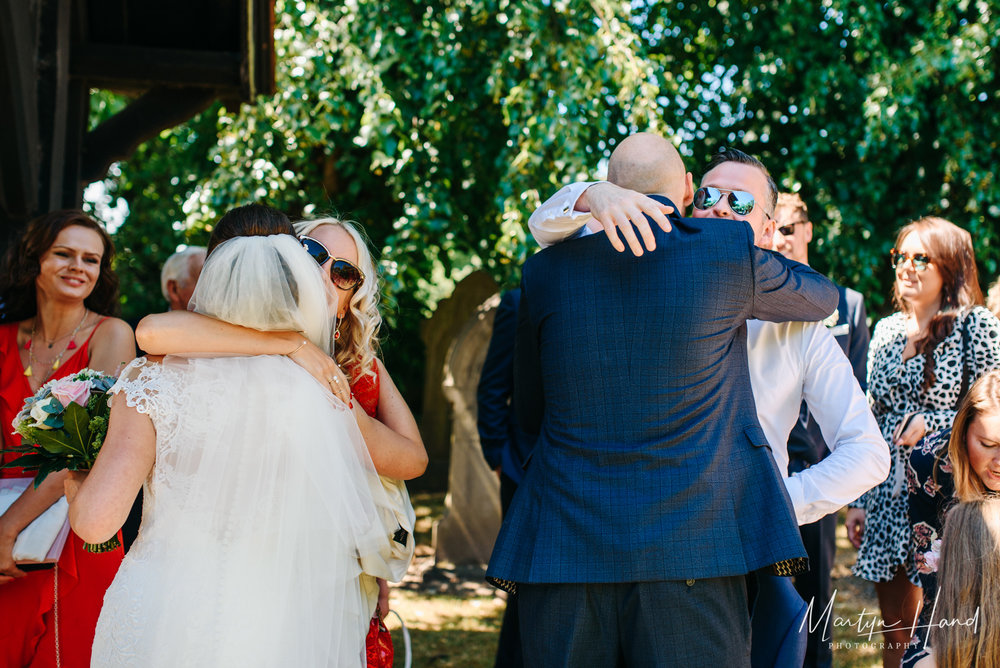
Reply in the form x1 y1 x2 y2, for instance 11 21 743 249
287 339 308 356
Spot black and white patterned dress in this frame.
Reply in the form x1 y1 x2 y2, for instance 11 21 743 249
851 306 1000 582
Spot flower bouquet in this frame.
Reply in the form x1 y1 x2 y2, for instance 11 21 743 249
4 369 119 553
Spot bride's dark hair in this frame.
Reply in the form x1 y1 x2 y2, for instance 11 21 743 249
206 204 294 256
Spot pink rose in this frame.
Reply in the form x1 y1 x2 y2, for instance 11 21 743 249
923 540 942 573
50 379 92 408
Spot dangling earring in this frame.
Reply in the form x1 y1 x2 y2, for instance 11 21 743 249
334 313 343 341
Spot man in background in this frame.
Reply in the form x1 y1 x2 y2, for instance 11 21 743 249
160 246 206 311
477 287 533 668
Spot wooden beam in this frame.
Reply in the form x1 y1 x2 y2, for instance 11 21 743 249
79 85 215 184
71 44 242 89
0 0 41 227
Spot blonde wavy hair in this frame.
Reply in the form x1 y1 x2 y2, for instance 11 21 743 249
929 498 1000 668
949 369 1000 502
293 217 381 380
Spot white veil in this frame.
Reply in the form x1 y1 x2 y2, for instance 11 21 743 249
94 235 391 667
188 234 334 352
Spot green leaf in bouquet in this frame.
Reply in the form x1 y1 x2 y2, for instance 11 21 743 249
63 402 92 455
3 452 51 471
41 399 63 414
33 429 83 456
32 460 65 488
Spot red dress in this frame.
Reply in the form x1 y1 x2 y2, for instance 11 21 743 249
349 362 380 418
0 321 124 668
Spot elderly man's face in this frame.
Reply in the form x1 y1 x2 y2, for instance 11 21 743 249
173 253 205 311
692 161 775 248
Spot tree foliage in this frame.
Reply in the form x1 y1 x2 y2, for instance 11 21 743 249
92 0 1000 403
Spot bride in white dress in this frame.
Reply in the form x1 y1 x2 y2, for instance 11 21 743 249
65 234 393 666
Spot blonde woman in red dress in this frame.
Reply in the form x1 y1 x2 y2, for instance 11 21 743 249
0 210 134 667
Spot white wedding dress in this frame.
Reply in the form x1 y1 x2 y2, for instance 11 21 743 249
91 355 392 667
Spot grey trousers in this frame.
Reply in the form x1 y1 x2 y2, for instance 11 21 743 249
517 578 750 668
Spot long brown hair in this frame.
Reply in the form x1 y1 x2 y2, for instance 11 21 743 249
929 498 1000 668
0 210 120 321
892 217 983 389
950 370 1000 502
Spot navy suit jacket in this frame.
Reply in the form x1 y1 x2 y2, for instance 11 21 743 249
787 284 870 467
486 198 839 586
477 289 535 484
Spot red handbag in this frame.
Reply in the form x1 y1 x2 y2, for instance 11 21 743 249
366 616 394 668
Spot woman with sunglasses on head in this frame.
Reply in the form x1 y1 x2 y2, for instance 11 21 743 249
0 210 135 667
846 216 1000 667
903 370 1000 667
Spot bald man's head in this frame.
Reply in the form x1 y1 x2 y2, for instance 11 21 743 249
607 133 690 208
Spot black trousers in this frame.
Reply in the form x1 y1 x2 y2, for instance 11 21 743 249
792 511 837 668
494 472 523 668
517 577 750 668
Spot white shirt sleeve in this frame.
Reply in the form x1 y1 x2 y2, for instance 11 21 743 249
783 323 891 525
527 182 598 248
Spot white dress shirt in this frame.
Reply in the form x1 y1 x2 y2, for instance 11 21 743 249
530 183 890 525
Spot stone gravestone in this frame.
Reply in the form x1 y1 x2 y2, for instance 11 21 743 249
418 271 498 490
433 290 503 565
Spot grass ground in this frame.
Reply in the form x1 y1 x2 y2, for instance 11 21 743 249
387 493 885 668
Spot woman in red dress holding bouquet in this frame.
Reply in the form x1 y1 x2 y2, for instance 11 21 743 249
0 211 135 667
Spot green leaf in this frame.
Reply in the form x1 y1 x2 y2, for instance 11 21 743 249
33 429 83 456
32 460 64 488
62 403 91 455
1 453 50 471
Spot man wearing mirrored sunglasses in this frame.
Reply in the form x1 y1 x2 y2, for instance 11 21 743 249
528 140 889 667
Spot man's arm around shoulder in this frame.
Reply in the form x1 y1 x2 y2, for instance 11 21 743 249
748 242 838 323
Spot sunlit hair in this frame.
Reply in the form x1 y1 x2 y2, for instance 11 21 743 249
928 498 1000 668
949 370 1000 502
293 217 381 379
891 217 984 390
775 192 808 220
988 277 1000 320
0 210 120 321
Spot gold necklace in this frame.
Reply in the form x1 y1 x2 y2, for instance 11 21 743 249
24 309 89 379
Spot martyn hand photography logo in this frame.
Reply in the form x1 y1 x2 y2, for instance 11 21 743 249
800 589 981 649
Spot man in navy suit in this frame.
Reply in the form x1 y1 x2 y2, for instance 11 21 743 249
486 134 839 666
774 193 870 668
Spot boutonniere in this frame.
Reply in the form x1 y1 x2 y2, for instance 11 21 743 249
823 309 840 328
